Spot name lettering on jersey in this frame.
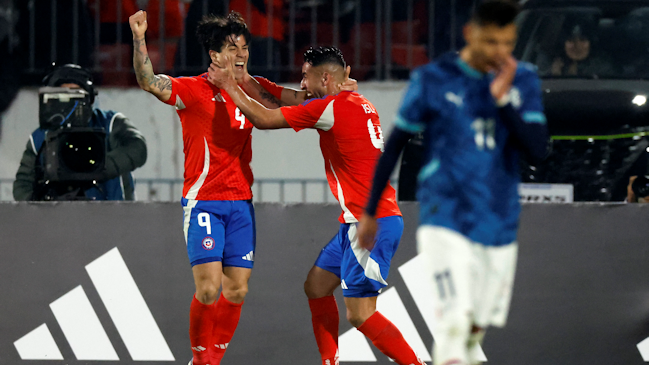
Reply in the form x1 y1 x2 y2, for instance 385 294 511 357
362 103 377 114
445 92 464 107
212 93 226 103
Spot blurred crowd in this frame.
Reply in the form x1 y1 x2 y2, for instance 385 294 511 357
1 0 463 89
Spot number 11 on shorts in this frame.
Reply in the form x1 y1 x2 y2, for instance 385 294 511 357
434 269 456 300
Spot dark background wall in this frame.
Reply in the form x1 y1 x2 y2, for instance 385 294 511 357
1 202 649 364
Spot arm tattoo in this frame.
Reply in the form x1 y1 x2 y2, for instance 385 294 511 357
133 37 170 93
260 90 282 107
133 38 145 48
133 37 153 86
153 76 172 91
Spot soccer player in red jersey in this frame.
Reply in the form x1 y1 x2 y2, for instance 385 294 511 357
129 10 344 365
208 47 424 365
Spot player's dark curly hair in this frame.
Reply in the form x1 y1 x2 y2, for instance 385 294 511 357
196 11 251 53
472 0 520 27
304 47 346 69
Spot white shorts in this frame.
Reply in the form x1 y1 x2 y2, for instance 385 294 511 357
416 225 517 328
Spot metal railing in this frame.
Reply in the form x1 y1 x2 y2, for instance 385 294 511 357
131 178 338 203
0 178 399 203
12 0 476 83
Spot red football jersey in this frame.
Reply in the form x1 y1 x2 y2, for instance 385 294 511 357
281 91 401 223
164 74 283 201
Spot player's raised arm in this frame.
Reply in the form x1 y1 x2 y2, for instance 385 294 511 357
210 56 289 129
492 56 549 165
129 10 172 102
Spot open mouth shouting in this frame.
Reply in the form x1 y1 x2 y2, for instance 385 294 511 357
235 61 245 71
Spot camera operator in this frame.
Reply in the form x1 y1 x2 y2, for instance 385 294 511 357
13 64 147 201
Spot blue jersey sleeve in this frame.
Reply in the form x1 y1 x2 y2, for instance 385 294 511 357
395 68 435 134
516 63 547 125
499 64 549 165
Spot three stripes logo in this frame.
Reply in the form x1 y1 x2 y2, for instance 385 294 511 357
13 248 175 361
337 254 486 363
324 350 340 365
241 251 254 262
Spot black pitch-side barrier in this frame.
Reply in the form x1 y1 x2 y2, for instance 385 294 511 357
1 202 649 364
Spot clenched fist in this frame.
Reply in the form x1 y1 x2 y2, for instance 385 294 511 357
129 10 148 39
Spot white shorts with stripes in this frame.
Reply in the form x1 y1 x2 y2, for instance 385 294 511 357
416 225 517 328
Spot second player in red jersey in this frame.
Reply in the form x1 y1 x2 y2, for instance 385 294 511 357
208 46 424 365
281 91 401 223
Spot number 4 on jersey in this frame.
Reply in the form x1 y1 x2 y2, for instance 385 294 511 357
235 107 246 129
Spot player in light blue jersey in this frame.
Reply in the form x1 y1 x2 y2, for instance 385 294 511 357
358 1 549 364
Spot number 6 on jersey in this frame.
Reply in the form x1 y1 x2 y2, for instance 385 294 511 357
367 119 384 152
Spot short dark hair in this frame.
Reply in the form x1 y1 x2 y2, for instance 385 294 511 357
304 47 346 69
471 0 520 27
196 11 251 53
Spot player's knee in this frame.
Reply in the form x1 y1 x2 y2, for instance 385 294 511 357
303 279 332 299
222 285 248 303
346 311 369 328
304 272 339 299
195 283 220 304
304 279 318 298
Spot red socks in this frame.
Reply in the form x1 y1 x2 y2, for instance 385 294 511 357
211 293 243 364
189 295 214 365
308 296 340 365
189 293 244 365
308 298 421 365
196 295 417 365
357 312 423 365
